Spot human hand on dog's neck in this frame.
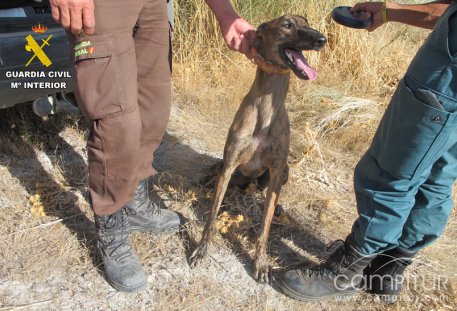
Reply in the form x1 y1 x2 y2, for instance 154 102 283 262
205 0 256 58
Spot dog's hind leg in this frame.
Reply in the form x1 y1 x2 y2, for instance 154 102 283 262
189 160 239 268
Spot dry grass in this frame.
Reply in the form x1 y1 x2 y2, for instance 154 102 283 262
0 0 456 310
1 102 456 310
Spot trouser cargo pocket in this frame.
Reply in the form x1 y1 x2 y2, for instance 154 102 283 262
371 79 450 180
72 34 124 120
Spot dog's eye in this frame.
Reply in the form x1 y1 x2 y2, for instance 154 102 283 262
282 21 292 29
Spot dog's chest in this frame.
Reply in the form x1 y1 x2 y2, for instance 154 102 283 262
250 108 286 153
251 120 284 153
251 135 268 153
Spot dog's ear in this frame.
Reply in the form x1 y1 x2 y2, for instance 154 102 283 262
293 15 309 27
254 22 268 51
256 22 268 37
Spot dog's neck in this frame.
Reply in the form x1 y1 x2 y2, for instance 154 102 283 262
246 48 292 127
251 48 291 101
246 65 290 136
251 48 291 76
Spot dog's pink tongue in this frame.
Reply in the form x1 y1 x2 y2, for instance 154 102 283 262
289 49 317 81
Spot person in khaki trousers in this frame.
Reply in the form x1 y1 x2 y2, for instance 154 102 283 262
49 0 255 292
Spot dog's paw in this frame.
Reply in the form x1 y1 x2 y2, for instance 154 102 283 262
254 254 272 283
189 243 207 268
254 264 272 284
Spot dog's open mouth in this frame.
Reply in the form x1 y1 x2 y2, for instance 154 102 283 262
283 48 317 81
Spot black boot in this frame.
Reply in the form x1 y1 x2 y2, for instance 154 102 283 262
277 236 376 301
95 208 147 292
364 246 417 303
125 179 181 233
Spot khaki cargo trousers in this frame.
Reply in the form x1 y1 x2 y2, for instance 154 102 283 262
68 0 171 215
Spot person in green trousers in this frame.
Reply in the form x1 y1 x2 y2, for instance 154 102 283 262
279 0 457 303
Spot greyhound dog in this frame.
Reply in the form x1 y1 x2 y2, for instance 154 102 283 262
189 15 327 282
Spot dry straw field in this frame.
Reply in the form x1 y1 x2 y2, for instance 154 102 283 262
0 0 456 310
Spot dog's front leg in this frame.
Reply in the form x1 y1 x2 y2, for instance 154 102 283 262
254 168 283 283
189 162 237 268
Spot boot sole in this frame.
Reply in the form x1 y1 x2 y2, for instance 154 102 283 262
106 278 147 293
276 278 358 302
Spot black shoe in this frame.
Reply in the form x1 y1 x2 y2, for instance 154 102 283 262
277 235 376 301
125 178 181 233
95 209 147 292
364 246 417 303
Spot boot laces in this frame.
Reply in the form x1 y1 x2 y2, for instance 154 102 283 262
98 211 134 262
134 180 161 216
305 266 338 279
301 239 346 278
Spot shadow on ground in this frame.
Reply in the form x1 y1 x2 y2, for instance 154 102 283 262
0 103 103 277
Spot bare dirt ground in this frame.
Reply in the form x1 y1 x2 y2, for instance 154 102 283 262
0 86 456 311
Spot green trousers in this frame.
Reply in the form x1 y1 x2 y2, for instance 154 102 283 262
351 4 457 254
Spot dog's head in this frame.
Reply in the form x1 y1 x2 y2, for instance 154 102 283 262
253 15 326 80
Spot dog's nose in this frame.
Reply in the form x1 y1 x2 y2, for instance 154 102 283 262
316 37 327 48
